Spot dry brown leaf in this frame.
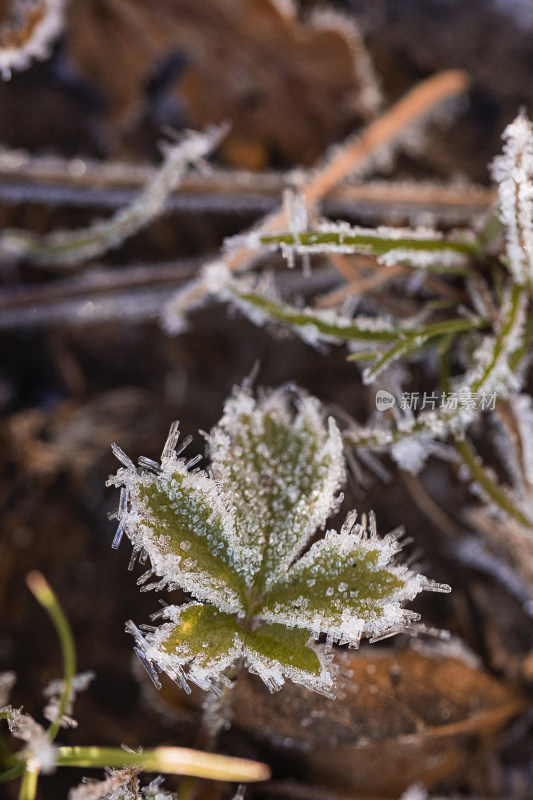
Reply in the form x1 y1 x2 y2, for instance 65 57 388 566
151 641 522 796
66 0 378 166
229 643 521 796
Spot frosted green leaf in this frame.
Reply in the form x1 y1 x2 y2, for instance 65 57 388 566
243 623 334 695
257 511 437 646
107 445 246 614
161 604 241 663
245 623 320 676
207 388 345 591
134 603 243 693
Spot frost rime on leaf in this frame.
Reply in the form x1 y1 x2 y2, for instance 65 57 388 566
206 388 345 590
109 387 446 695
257 511 442 646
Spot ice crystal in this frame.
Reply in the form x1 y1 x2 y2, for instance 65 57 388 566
3 707 56 773
42 671 95 728
109 386 447 695
70 770 172 800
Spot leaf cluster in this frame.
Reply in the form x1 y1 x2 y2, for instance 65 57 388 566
109 387 445 695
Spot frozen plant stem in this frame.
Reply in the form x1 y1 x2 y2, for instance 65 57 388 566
178 673 240 800
343 282 528 449
232 291 488 344
259 229 478 260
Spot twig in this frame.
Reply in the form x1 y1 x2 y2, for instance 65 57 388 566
0 258 203 312
304 70 470 205
315 263 405 308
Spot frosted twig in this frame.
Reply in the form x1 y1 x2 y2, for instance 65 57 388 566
163 70 470 333
0 126 226 267
0 0 65 80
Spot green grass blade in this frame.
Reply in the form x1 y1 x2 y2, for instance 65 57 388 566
26 572 76 743
55 745 270 782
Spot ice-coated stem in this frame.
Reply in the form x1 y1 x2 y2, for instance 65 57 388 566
1 127 225 267
259 229 478 260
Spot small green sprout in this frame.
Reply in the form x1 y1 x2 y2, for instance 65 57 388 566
108 387 448 696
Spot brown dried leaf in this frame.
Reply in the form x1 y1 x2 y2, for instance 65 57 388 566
229 643 522 797
66 0 379 166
